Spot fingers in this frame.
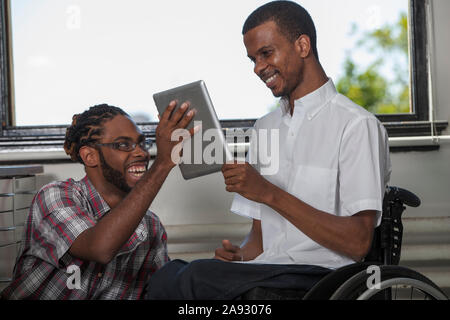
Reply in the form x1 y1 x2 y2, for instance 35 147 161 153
213 254 231 262
169 102 190 125
176 108 196 130
222 162 253 182
224 178 241 189
214 248 234 261
214 240 242 261
225 184 240 193
222 239 239 252
160 100 195 129
222 167 243 180
160 100 177 122
221 164 236 176
222 164 245 192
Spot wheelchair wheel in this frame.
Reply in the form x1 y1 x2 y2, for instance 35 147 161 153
302 262 377 300
330 265 448 300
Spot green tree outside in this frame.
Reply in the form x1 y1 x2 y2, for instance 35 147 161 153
336 12 410 114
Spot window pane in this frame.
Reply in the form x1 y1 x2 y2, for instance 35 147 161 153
10 0 410 126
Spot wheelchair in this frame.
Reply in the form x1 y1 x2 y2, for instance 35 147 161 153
243 187 449 300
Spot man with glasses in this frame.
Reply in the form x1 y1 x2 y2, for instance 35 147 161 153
1 102 194 299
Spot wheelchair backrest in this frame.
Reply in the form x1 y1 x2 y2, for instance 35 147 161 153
364 186 421 265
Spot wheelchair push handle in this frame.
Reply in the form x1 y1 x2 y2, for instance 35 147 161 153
385 186 421 208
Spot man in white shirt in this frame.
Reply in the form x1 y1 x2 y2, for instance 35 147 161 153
146 0 391 300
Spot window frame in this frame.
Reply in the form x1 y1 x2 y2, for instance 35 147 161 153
0 0 447 157
377 0 447 138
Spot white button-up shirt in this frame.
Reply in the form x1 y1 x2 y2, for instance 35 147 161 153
231 79 391 269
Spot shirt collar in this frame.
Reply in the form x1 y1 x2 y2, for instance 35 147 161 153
279 78 337 120
81 175 111 220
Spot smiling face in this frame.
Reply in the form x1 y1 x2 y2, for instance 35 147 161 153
244 20 305 99
95 115 150 193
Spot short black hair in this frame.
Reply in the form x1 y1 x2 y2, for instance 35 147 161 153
242 1 319 60
64 104 129 163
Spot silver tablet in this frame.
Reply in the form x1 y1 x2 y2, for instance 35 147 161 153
153 80 233 180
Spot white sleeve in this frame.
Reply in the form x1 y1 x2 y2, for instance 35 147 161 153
339 117 391 226
230 193 261 220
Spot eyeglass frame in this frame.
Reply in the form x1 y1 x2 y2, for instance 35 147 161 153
94 138 154 152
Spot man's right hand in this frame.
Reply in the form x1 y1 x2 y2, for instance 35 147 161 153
154 100 196 169
214 239 244 262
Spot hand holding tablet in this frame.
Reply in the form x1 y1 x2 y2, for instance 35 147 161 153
153 81 233 180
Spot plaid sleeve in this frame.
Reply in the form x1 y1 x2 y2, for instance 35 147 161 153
31 181 96 267
146 212 169 273
155 220 169 268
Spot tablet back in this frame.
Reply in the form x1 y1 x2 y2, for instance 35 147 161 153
153 80 233 180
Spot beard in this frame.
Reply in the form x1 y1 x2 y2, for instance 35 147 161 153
98 150 131 193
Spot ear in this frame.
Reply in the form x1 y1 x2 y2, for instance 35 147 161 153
79 145 100 168
295 34 312 59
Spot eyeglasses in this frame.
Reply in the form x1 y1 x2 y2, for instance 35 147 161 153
95 138 153 152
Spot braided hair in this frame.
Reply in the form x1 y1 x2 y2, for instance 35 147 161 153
64 104 129 163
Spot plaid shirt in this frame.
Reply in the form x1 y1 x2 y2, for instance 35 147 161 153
1 176 168 300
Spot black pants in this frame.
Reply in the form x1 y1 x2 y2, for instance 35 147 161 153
145 259 331 300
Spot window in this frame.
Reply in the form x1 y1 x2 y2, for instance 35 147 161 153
0 0 447 155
